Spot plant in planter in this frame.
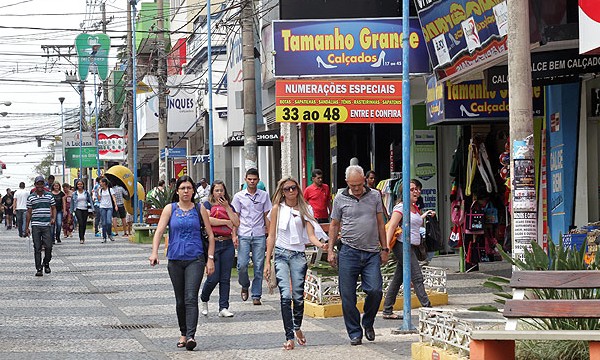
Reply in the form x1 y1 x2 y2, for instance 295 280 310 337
145 186 176 210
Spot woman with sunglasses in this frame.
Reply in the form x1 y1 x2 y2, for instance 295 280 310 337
149 176 215 351
264 177 328 350
199 180 239 318
381 179 432 320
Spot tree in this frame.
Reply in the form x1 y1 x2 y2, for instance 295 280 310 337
33 151 54 182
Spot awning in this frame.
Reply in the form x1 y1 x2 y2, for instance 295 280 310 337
223 129 281 147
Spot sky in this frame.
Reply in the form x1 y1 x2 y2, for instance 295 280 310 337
0 0 131 190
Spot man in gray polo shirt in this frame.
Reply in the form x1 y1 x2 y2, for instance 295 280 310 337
328 165 388 346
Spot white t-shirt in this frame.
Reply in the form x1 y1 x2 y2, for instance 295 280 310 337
14 188 29 210
393 203 423 246
99 188 113 209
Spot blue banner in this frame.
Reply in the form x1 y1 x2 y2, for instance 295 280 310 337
415 0 508 81
272 18 430 77
426 78 545 125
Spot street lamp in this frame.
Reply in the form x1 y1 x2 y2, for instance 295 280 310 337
0 112 7 117
59 97 65 183
0 101 11 107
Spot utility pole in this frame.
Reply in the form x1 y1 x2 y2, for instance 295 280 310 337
126 0 134 169
241 0 257 170
508 0 535 264
100 2 110 127
157 0 168 181
78 82 86 182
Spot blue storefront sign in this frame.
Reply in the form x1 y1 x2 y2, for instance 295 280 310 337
272 18 430 77
426 77 545 125
415 0 508 81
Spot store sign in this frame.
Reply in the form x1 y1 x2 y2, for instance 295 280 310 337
426 77 544 125
580 0 600 54
224 129 281 146
64 132 96 148
75 33 111 81
276 80 402 124
486 49 600 90
272 18 429 77
415 0 508 81
65 147 98 168
98 128 125 161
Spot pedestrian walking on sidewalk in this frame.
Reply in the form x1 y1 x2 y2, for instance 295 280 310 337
62 183 74 238
265 177 328 350
200 180 239 318
92 176 102 237
381 179 432 320
50 182 65 243
71 180 92 245
149 176 215 351
13 182 28 237
97 178 117 243
327 165 389 346
231 168 272 305
25 175 56 277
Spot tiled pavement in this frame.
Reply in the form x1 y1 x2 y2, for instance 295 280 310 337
0 226 508 359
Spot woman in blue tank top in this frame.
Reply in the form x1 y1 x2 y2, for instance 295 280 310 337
149 176 215 351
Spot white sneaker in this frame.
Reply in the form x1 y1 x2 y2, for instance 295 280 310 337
201 302 208 316
218 308 234 317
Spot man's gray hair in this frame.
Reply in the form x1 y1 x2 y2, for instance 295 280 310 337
345 165 364 179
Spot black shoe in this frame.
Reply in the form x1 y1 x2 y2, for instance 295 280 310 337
44 265 51 274
56 239 61 243
35 269 43 277
350 337 362 346
185 338 196 351
364 327 375 341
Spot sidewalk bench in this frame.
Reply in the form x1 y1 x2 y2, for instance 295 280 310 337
132 209 163 244
470 270 600 360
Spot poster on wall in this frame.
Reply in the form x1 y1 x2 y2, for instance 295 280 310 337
98 128 125 161
412 130 437 212
512 141 537 262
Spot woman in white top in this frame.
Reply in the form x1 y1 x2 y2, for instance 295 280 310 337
264 177 327 350
381 179 432 320
97 178 118 243
70 180 92 244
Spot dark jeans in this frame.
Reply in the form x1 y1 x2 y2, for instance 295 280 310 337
51 211 63 242
200 239 235 310
16 209 26 237
383 241 431 315
168 257 205 339
338 244 383 340
94 205 100 233
32 225 52 271
74 209 88 241
274 246 308 341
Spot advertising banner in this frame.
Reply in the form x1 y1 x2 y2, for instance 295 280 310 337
413 130 437 212
276 80 401 124
425 77 544 125
75 33 111 81
98 128 125 161
272 18 429 77
173 159 187 179
580 1 600 54
65 147 97 168
414 0 508 81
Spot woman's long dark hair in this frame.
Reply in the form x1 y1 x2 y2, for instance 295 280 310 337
170 176 197 203
208 180 231 204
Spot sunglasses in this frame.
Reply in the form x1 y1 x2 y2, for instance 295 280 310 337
283 185 298 192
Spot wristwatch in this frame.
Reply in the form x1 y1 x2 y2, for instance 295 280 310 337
208 255 215 260
381 248 390 253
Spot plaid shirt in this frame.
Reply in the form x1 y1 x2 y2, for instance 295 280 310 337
111 185 126 206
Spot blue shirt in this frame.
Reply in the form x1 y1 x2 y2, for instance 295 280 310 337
166 203 204 260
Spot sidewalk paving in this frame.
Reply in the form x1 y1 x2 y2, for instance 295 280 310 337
0 227 510 359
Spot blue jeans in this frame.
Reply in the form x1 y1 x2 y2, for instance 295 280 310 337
51 211 63 242
99 207 113 239
32 226 52 271
237 235 266 300
337 244 383 340
200 239 235 310
16 209 26 237
274 246 308 341
167 257 205 339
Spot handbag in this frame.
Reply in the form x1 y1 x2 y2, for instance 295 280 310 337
465 201 485 235
483 202 499 224
413 238 428 262
195 204 210 262
385 221 402 249
448 224 463 248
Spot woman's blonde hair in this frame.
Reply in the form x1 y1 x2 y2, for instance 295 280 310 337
272 176 316 227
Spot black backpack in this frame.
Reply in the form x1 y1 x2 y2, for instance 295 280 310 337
425 214 443 252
